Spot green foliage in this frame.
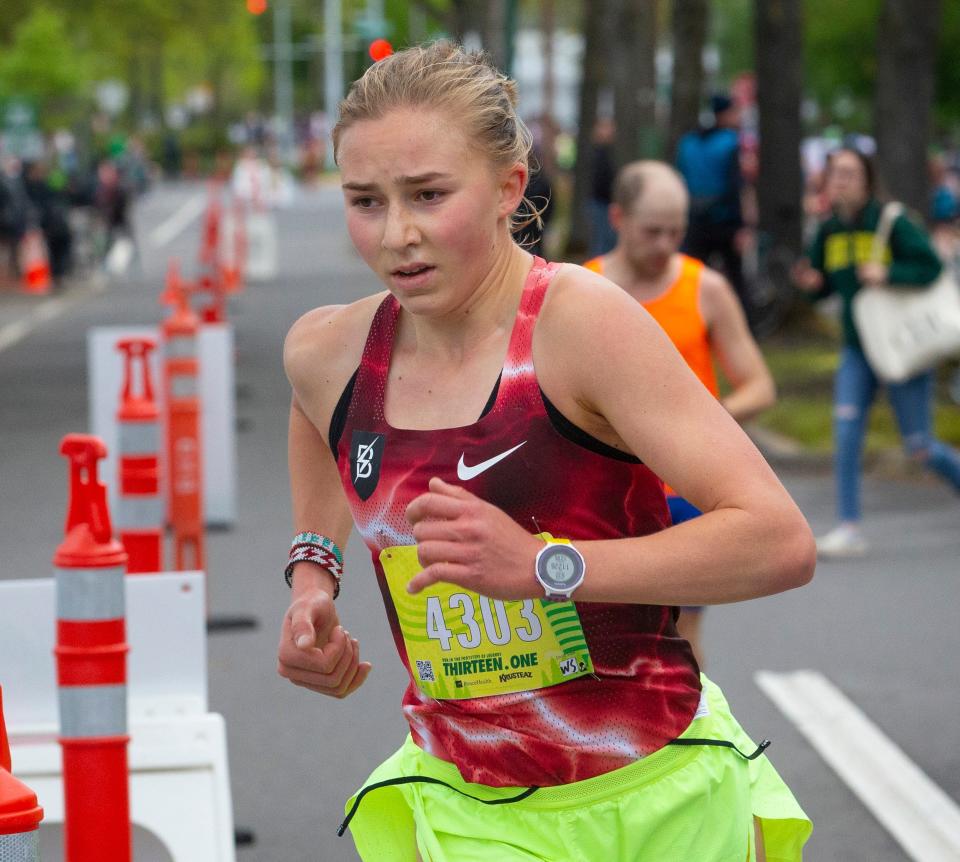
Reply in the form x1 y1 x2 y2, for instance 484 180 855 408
935 2 960 132
163 7 264 115
803 0 878 128
712 0 752 81
713 0 960 133
0 6 91 129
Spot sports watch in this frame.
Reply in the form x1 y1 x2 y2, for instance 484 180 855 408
534 538 586 602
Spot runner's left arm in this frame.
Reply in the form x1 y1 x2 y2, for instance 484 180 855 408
406 270 815 606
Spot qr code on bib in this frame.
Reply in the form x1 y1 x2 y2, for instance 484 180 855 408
416 660 436 682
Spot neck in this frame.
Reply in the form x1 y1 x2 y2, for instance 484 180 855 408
399 240 533 362
605 246 677 298
835 198 869 222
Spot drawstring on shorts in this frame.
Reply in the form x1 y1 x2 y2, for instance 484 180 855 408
336 736 771 837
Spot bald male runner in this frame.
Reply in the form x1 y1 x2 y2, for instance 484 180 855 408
585 160 776 665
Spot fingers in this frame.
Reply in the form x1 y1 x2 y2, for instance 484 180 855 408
280 628 373 698
427 476 474 498
417 539 471 569
406 490 467 525
407 561 472 594
411 515 466 543
289 591 336 649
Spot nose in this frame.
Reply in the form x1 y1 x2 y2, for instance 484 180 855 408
381 203 420 252
656 232 677 256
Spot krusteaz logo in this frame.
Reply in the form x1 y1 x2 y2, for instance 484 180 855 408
541 599 590 677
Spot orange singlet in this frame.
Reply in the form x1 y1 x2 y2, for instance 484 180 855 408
583 254 719 397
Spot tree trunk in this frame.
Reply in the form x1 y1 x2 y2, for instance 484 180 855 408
481 1 507 70
152 43 166 131
874 0 941 214
668 0 708 159
566 0 611 256
540 0 559 176
754 0 803 256
611 0 659 168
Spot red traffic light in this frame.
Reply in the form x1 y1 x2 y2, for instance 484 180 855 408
368 38 394 62
247 0 267 14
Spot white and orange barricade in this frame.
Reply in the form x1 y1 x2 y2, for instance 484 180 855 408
54 434 131 862
0 686 43 861
115 337 163 574
160 262 205 571
225 196 247 295
20 229 51 296
199 182 222 273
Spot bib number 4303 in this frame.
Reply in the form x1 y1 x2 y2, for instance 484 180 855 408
425 594 542 651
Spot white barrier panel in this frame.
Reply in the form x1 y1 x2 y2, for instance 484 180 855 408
244 211 277 281
87 324 237 526
0 573 207 726
1 573 236 862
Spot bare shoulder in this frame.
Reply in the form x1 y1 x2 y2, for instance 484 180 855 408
534 262 676 410
283 292 387 419
697 264 742 325
537 262 663 354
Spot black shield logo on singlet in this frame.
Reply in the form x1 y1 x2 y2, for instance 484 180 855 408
350 430 384 500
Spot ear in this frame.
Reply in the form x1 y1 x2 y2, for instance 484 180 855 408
497 161 528 219
608 202 624 233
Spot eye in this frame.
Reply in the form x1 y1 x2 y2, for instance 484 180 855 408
418 189 443 203
351 196 377 209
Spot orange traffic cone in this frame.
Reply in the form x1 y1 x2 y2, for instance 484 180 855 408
20 230 51 295
0 686 44 860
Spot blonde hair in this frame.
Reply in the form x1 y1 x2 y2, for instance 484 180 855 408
333 41 542 235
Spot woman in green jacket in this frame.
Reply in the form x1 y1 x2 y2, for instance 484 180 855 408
793 146 960 558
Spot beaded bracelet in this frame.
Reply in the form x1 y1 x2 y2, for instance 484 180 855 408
285 532 344 598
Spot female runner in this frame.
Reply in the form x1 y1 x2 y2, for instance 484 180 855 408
278 41 814 862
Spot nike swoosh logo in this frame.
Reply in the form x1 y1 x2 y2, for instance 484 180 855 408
457 441 527 481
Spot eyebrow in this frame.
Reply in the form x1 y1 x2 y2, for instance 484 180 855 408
342 172 453 191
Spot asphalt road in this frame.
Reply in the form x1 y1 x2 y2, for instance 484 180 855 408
1 180 958 861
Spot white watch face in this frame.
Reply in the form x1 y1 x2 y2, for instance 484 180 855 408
537 545 585 592
545 552 577 584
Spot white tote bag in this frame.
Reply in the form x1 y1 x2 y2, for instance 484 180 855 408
852 202 960 383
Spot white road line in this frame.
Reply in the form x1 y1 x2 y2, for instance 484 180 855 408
0 278 107 355
0 318 31 353
756 669 960 862
149 193 206 248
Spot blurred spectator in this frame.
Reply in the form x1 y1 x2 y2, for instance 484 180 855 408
929 153 959 263
676 94 749 317
793 146 960 558
231 145 294 209
587 116 617 256
120 136 151 197
162 131 183 180
23 160 72 284
94 159 135 271
0 157 30 283
582 160 776 664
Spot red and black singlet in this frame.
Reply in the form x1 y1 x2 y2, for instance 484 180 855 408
332 257 701 788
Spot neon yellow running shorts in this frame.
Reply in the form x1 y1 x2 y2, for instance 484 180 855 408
343 676 812 862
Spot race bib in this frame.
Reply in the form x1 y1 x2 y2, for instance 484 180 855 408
380 535 593 700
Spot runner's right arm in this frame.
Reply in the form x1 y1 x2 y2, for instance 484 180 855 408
277 301 379 699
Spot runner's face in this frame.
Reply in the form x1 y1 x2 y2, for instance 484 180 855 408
619 195 686 276
338 108 518 314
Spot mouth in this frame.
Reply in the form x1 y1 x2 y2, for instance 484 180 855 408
391 263 435 278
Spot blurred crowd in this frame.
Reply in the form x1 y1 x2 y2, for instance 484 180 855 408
0 136 150 289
